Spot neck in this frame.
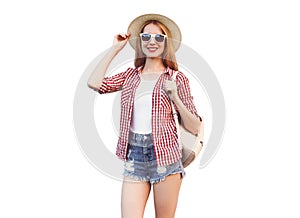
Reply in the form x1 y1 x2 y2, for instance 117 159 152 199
143 58 165 74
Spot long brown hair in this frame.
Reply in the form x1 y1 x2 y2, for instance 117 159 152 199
134 20 178 70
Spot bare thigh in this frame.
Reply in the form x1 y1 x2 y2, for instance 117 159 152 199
153 173 182 218
121 177 151 218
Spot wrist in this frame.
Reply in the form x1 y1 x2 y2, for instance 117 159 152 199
110 45 122 54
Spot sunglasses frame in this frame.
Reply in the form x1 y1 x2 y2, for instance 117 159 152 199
139 33 167 43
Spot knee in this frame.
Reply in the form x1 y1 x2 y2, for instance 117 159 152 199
155 209 175 218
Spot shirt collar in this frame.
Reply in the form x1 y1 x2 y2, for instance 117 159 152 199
164 66 173 75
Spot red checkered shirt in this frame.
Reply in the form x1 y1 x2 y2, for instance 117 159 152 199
98 66 201 166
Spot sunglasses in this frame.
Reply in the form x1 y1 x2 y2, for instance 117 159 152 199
140 33 167 43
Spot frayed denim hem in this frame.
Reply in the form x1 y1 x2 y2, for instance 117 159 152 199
123 172 150 183
123 170 186 184
150 169 186 184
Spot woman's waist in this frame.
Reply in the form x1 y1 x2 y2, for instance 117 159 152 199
128 130 153 147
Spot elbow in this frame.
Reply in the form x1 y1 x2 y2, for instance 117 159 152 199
191 118 203 136
87 81 100 91
196 119 204 140
182 116 203 136
184 121 201 136
192 125 201 136
196 120 202 135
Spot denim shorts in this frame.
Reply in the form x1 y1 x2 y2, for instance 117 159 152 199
123 131 185 184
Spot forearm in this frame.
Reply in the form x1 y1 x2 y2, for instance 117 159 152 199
87 47 120 91
173 95 202 135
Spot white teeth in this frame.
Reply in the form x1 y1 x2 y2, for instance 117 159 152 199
148 47 158 51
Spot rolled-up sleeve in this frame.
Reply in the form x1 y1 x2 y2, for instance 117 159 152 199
177 72 202 122
98 68 133 94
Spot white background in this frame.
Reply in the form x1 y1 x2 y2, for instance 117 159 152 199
1 0 299 217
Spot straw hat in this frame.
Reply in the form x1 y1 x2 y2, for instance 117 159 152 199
127 13 182 51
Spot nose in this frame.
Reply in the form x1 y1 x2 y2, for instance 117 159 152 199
149 36 156 45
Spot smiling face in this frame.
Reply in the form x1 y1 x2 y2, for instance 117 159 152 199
140 23 166 58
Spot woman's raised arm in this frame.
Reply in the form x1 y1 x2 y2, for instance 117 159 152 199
87 33 130 91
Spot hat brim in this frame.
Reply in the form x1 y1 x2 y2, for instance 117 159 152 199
127 13 182 51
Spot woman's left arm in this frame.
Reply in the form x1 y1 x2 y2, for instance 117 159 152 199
165 75 202 135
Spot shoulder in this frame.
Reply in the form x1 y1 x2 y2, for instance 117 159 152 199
126 66 142 75
177 70 188 81
121 66 141 86
119 67 140 80
123 67 136 75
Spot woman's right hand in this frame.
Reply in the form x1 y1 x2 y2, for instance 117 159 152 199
112 33 130 51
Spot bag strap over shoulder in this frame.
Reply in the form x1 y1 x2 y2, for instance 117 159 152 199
172 70 178 81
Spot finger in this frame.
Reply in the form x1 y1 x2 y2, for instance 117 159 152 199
117 35 125 41
122 33 131 40
116 33 128 41
120 33 128 38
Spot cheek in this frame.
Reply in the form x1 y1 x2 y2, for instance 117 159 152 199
158 44 165 54
141 45 148 54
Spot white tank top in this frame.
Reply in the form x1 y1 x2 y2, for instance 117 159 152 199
130 74 160 134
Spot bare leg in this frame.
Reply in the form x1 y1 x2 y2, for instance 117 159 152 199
121 177 151 218
153 173 182 218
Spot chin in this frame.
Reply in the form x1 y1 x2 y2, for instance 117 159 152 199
147 54 160 58
144 52 163 58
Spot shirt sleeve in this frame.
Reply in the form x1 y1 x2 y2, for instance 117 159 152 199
98 67 133 94
176 72 202 122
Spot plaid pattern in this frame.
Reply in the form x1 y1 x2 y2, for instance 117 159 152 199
98 66 201 166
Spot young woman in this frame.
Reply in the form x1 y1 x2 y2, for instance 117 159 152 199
87 14 202 218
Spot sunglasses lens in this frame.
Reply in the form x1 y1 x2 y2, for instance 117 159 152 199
140 34 166 42
155 34 165 42
141 34 151 41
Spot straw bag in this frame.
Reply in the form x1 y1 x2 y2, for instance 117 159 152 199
171 71 204 168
